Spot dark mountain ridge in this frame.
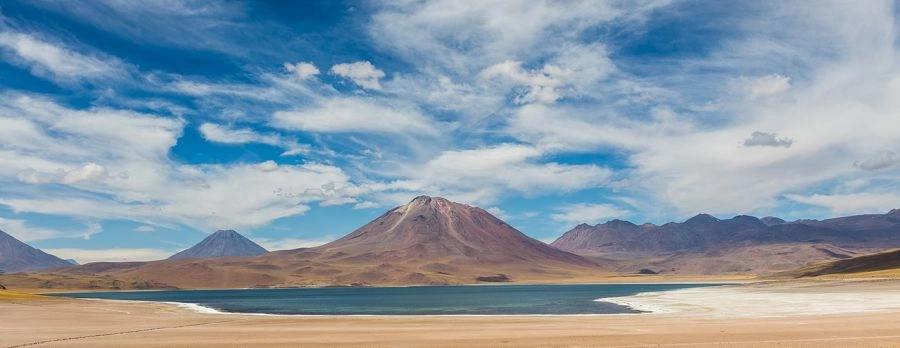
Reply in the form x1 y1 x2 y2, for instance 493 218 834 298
0 229 72 273
551 210 900 274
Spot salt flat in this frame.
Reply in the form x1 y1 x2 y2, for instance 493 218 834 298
598 279 900 318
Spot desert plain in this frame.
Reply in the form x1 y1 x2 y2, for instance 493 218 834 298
3 278 900 348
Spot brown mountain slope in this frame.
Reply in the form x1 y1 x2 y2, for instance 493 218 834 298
773 248 900 279
313 196 593 268
257 196 602 285
1 196 605 290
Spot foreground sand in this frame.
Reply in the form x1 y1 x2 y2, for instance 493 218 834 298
3 280 900 347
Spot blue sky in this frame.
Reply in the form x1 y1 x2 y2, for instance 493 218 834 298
1 0 899 263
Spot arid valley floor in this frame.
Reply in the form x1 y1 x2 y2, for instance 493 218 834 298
3 279 900 347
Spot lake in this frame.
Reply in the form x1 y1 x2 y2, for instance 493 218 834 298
51 283 720 315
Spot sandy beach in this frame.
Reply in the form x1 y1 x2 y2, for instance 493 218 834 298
3 280 900 347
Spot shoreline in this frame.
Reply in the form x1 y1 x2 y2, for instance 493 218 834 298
31 276 752 295
45 282 732 317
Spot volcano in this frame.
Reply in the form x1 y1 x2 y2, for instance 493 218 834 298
312 195 593 266
169 230 268 260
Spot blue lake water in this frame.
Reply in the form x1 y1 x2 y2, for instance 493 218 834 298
51 283 721 315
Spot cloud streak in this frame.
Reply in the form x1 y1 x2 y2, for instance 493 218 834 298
0 31 130 84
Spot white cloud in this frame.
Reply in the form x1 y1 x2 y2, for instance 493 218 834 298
2 0 899 240
254 160 279 172
744 74 791 100
0 31 129 84
353 201 380 209
330 61 385 90
550 203 630 225
16 163 113 184
376 144 612 204
198 122 310 156
271 97 437 134
2 162 360 231
785 193 900 216
493 1 900 218
284 61 319 79
0 217 64 242
134 225 156 232
0 218 101 242
485 207 509 221
538 236 559 244
479 47 614 105
43 248 172 264
0 95 363 231
480 61 565 104
61 163 111 183
369 1 658 71
255 236 336 251
743 131 794 148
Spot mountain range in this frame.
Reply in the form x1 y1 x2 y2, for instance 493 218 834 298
0 196 602 289
2 197 899 289
552 209 900 274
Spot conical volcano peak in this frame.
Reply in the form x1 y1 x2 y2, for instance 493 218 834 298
169 229 268 260
398 195 470 216
406 195 455 207
318 196 595 269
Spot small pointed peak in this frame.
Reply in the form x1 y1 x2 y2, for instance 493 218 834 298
574 223 593 229
685 213 719 224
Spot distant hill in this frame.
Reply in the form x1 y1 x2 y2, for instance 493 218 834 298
774 248 900 278
551 209 900 274
0 229 72 273
169 230 268 260
1 196 603 290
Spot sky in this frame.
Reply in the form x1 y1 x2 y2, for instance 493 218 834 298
0 0 899 263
